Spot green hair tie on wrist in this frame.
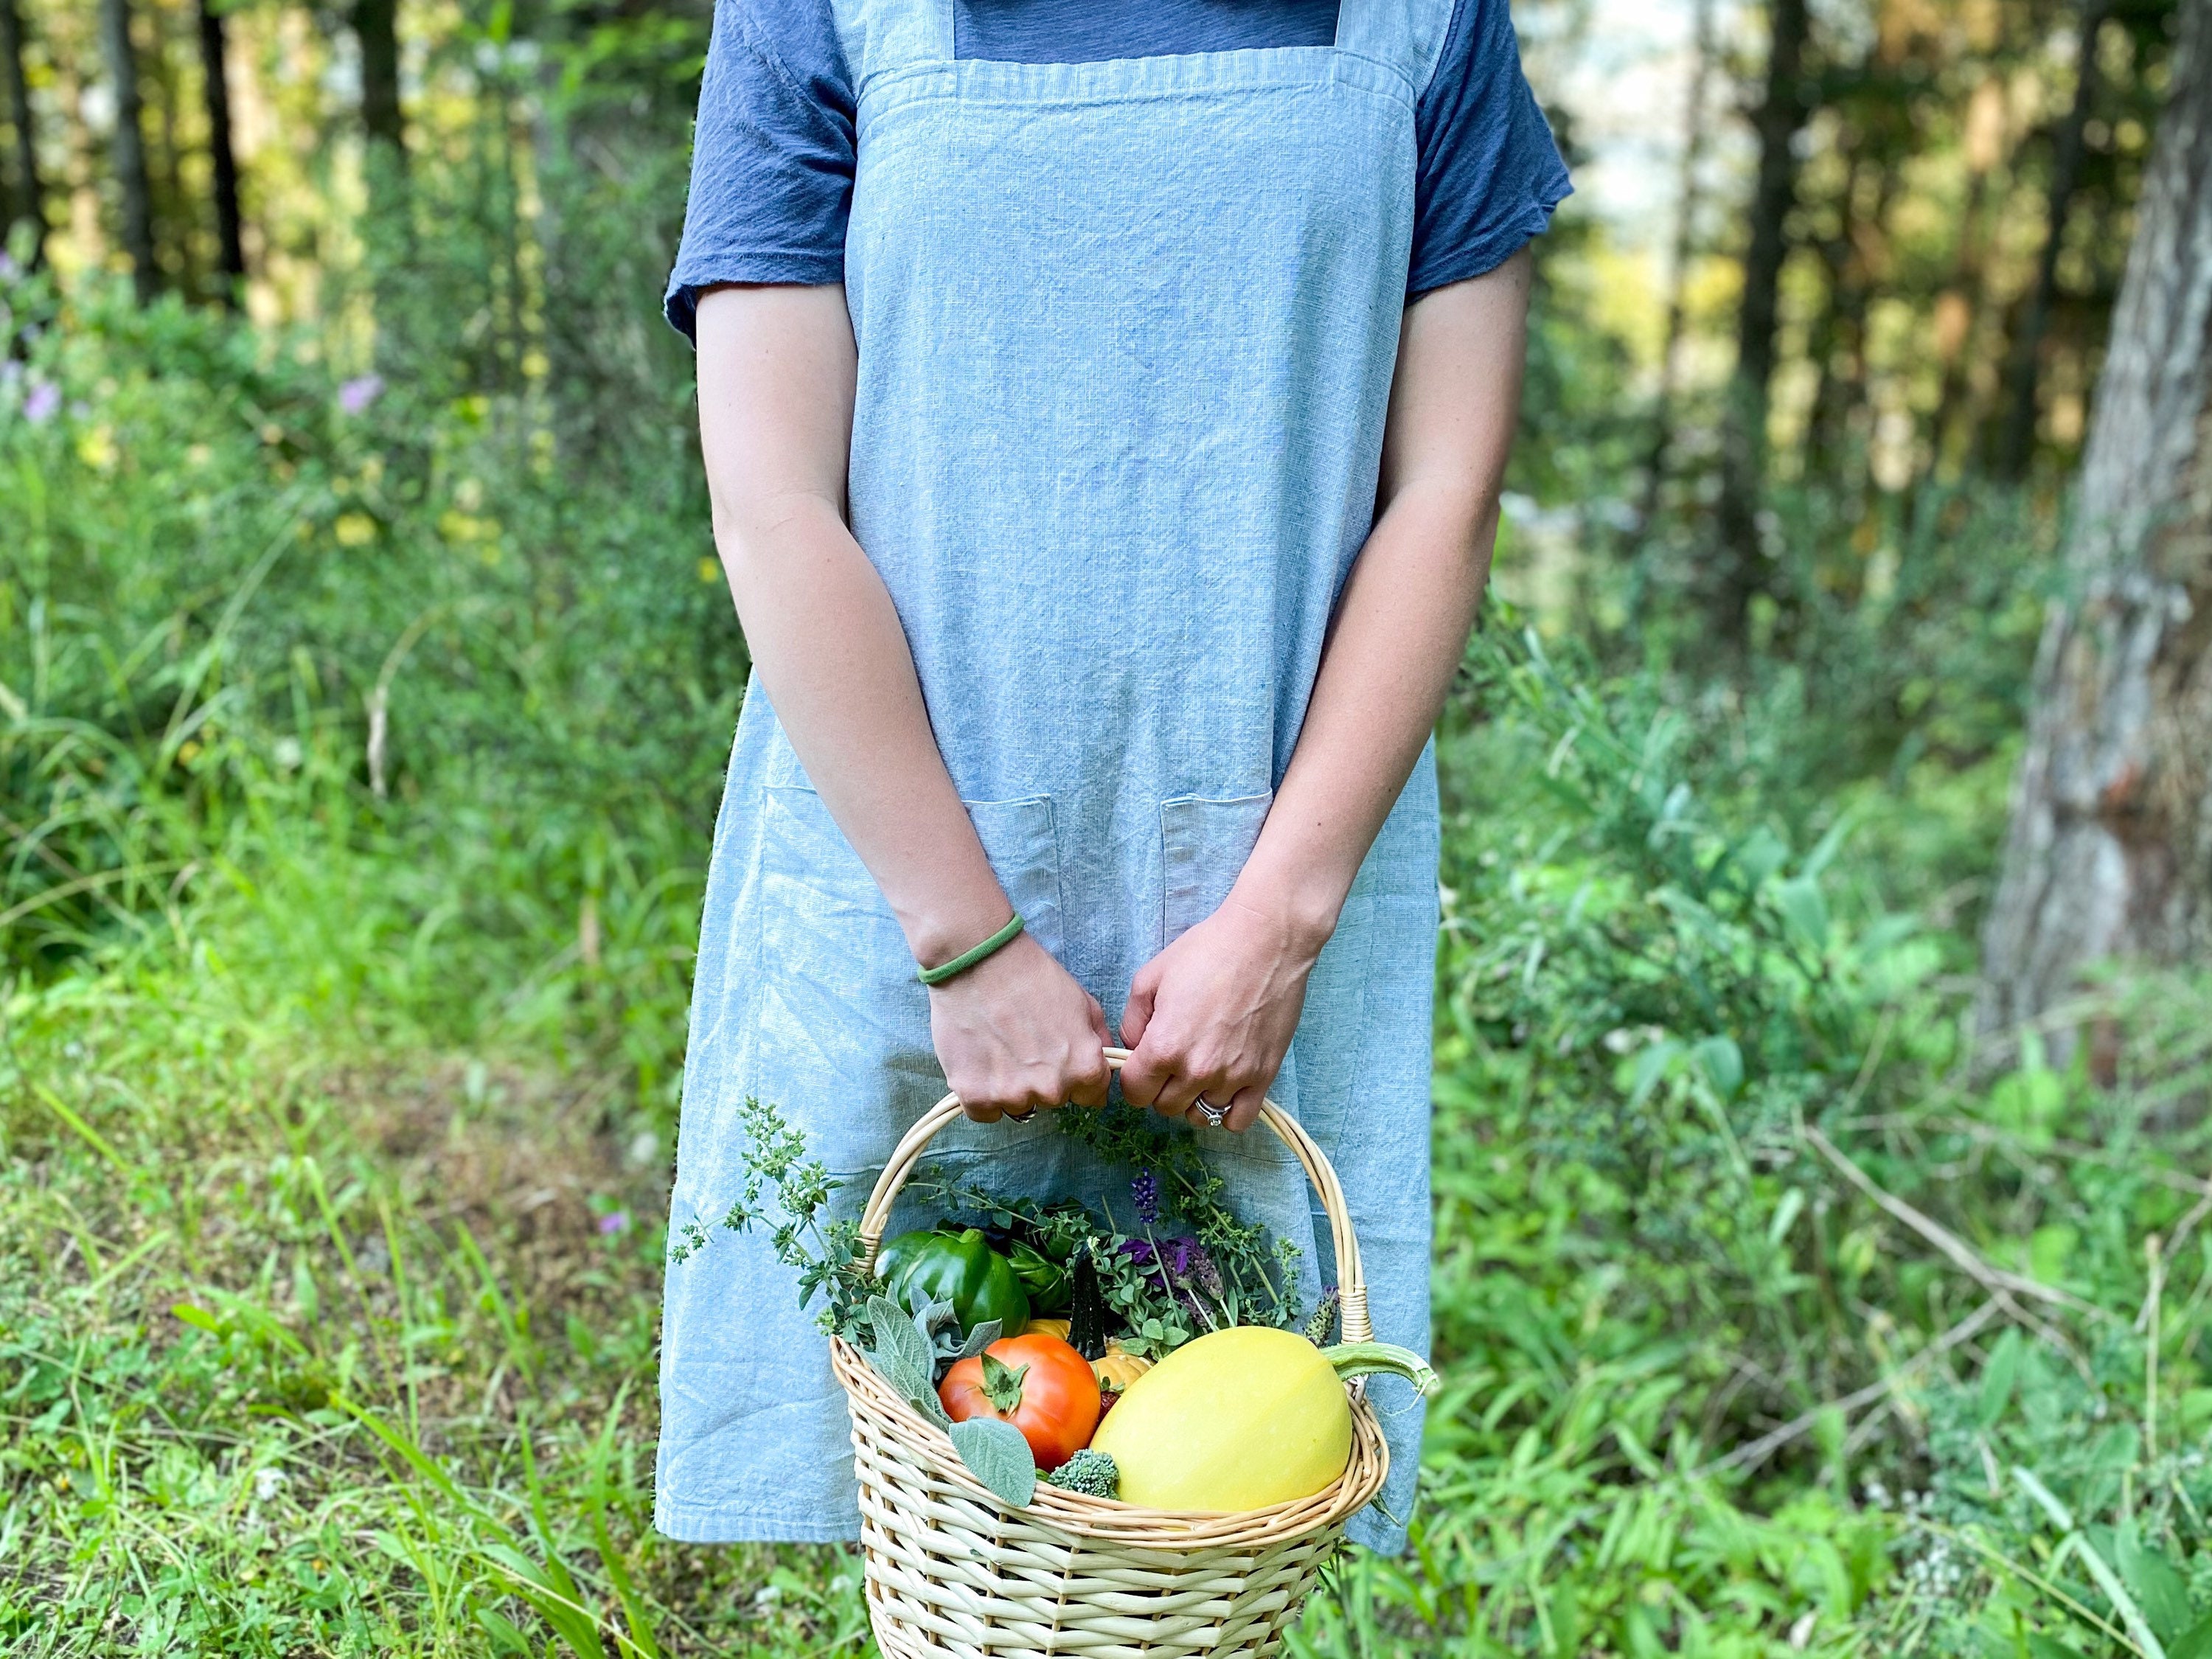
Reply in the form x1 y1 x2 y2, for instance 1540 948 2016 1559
916 913 1025 987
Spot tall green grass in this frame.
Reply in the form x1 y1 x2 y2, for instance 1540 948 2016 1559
7 250 2212 1656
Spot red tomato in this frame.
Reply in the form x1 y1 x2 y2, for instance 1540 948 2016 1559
939 1332 1100 1470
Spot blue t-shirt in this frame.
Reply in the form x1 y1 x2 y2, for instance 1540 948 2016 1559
665 0 1572 339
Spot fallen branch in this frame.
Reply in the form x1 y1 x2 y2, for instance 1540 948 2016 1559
1694 1296 2002 1478
1804 1125 2114 1322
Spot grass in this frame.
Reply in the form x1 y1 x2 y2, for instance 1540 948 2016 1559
10 265 2212 1658
0 958 882 1655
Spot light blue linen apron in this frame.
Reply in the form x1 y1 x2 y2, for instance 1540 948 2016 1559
658 0 1450 1554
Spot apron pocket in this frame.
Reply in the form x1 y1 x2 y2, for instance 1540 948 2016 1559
754 783 1068 1175
964 796 1067 961
1160 791 1273 945
759 784 1068 961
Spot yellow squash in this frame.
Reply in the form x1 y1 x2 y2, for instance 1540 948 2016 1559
1091 1340 1152 1391
1026 1321 1152 1390
1088 1327 1436 1512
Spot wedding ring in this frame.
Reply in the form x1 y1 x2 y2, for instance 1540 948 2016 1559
1005 1105 1037 1122
1192 1095 1228 1128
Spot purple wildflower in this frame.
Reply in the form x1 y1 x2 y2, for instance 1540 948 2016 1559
1188 1244 1222 1301
597 1210 630 1236
1119 1234 1203 1296
338 373 385 414
0 251 18 281
22 380 59 425
1131 1170 1159 1225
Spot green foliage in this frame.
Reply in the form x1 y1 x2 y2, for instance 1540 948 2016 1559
4 66 2208 1658
908 1130 1307 1354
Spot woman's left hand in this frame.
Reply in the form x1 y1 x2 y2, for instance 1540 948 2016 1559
1117 894 1324 1132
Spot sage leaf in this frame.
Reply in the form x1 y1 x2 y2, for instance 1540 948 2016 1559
956 1319 1002 1360
861 1338 928 1405
949 1417 1036 1509
869 1295 936 1384
913 1382 953 1430
862 1295 947 1424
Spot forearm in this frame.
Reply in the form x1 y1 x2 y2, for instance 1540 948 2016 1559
1232 486 1496 945
698 284 1009 967
1230 252 1531 953
721 504 1012 964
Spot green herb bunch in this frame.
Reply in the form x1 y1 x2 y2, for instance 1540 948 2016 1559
669 1096 876 1338
680 1097 1307 1360
906 1099 1304 1356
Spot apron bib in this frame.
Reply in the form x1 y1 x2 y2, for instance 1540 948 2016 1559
657 0 1451 1552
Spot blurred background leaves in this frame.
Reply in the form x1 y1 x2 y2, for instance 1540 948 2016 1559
3 0 2212 1651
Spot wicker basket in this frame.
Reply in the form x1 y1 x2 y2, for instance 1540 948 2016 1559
831 1047 1389 1659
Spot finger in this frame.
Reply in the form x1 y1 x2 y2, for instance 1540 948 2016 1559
1150 1065 1204 1118
1117 1036 1170 1107
1223 1084 1267 1133
1068 1038 1112 1110
960 1097 1004 1124
1119 966 1158 1049
1179 1074 1234 1129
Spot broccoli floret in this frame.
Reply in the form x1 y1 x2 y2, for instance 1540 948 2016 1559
1043 1449 1119 1500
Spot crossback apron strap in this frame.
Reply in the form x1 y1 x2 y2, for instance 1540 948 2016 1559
1334 0 1457 100
830 0 953 91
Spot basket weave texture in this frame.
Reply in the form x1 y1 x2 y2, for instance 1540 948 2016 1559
835 1048 1390 1659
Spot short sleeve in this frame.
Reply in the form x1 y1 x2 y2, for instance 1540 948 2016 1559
1408 0 1573 296
664 0 857 341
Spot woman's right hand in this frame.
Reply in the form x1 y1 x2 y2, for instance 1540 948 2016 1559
928 933 1113 1122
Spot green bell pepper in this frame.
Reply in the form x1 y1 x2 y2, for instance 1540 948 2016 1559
874 1226 1032 1334
1007 1239 1072 1313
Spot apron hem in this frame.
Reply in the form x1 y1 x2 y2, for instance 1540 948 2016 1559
654 1500 863 1545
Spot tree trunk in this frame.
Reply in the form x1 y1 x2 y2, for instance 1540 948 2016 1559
1636 0 1716 535
0 0 39 262
1711 0 1814 640
1978 0 2212 1057
355 0 404 156
1994 0 2112 479
96 0 156 301
196 0 243 298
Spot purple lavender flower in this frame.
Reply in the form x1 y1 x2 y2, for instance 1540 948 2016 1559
597 1210 630 1235
1188 1244 1222 1301
338 373 386 414
22 380 59 425
1120 1234 1204 1298
1131 1170 1159 1225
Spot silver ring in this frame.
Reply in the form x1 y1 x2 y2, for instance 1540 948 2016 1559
1004 1105 1037 1123
1192 1095 1228 1128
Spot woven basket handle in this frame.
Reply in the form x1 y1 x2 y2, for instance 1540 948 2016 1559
854 1047 1372 1344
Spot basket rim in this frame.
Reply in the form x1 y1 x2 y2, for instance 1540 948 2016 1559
855 1046 1377 1344
832 1333 1391 1548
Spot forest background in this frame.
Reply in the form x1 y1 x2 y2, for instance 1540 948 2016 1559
3 0 2211 1649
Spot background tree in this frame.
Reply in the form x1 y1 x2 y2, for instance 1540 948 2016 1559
355 0 404 162
0 0 36 262
1711 0 1813 639
1994 0 2116 477
1638 0 1716 535
1979 0 2212 1054
197 0 243 297
96 0 156 300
